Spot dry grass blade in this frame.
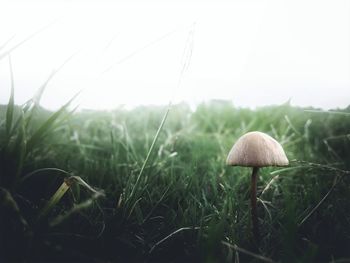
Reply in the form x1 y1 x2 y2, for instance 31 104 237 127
298 175 339 227
38 178 72 219
221 241 276 263
39 175 103 219
270 166 306 175
69 176 105 196
149 227 201 254
261 174 280 195
50 192 103 227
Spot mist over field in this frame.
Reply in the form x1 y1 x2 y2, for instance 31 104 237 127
1 0 349 110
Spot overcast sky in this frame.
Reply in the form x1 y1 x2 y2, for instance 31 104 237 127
0 0 349 110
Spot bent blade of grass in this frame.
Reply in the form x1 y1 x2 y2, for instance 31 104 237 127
69 176 105 196
39 175 103 219
20 167 71 184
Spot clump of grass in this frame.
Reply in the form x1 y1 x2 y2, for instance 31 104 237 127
1 88 350 262
0 59 103 261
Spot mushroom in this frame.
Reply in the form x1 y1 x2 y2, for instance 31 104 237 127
226 131 288 242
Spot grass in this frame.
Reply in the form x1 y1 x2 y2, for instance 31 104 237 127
0 90 350 262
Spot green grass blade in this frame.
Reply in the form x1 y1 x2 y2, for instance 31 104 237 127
126 104 171 204
13 109 27 187
8 100 34 142
6 56 15 136
26 92 79 152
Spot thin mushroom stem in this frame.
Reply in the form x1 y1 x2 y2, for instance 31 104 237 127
251 167 259 242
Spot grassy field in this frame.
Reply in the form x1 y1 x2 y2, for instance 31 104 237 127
1 92 350 262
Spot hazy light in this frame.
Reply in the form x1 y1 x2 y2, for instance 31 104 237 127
0 0 349 110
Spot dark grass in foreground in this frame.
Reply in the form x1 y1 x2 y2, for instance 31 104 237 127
1 99 350 262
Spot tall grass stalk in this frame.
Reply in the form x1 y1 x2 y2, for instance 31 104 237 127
126 104 171 205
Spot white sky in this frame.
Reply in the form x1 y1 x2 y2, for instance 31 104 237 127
0 0 349 110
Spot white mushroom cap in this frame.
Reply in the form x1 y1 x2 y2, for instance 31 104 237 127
226 131 289 167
